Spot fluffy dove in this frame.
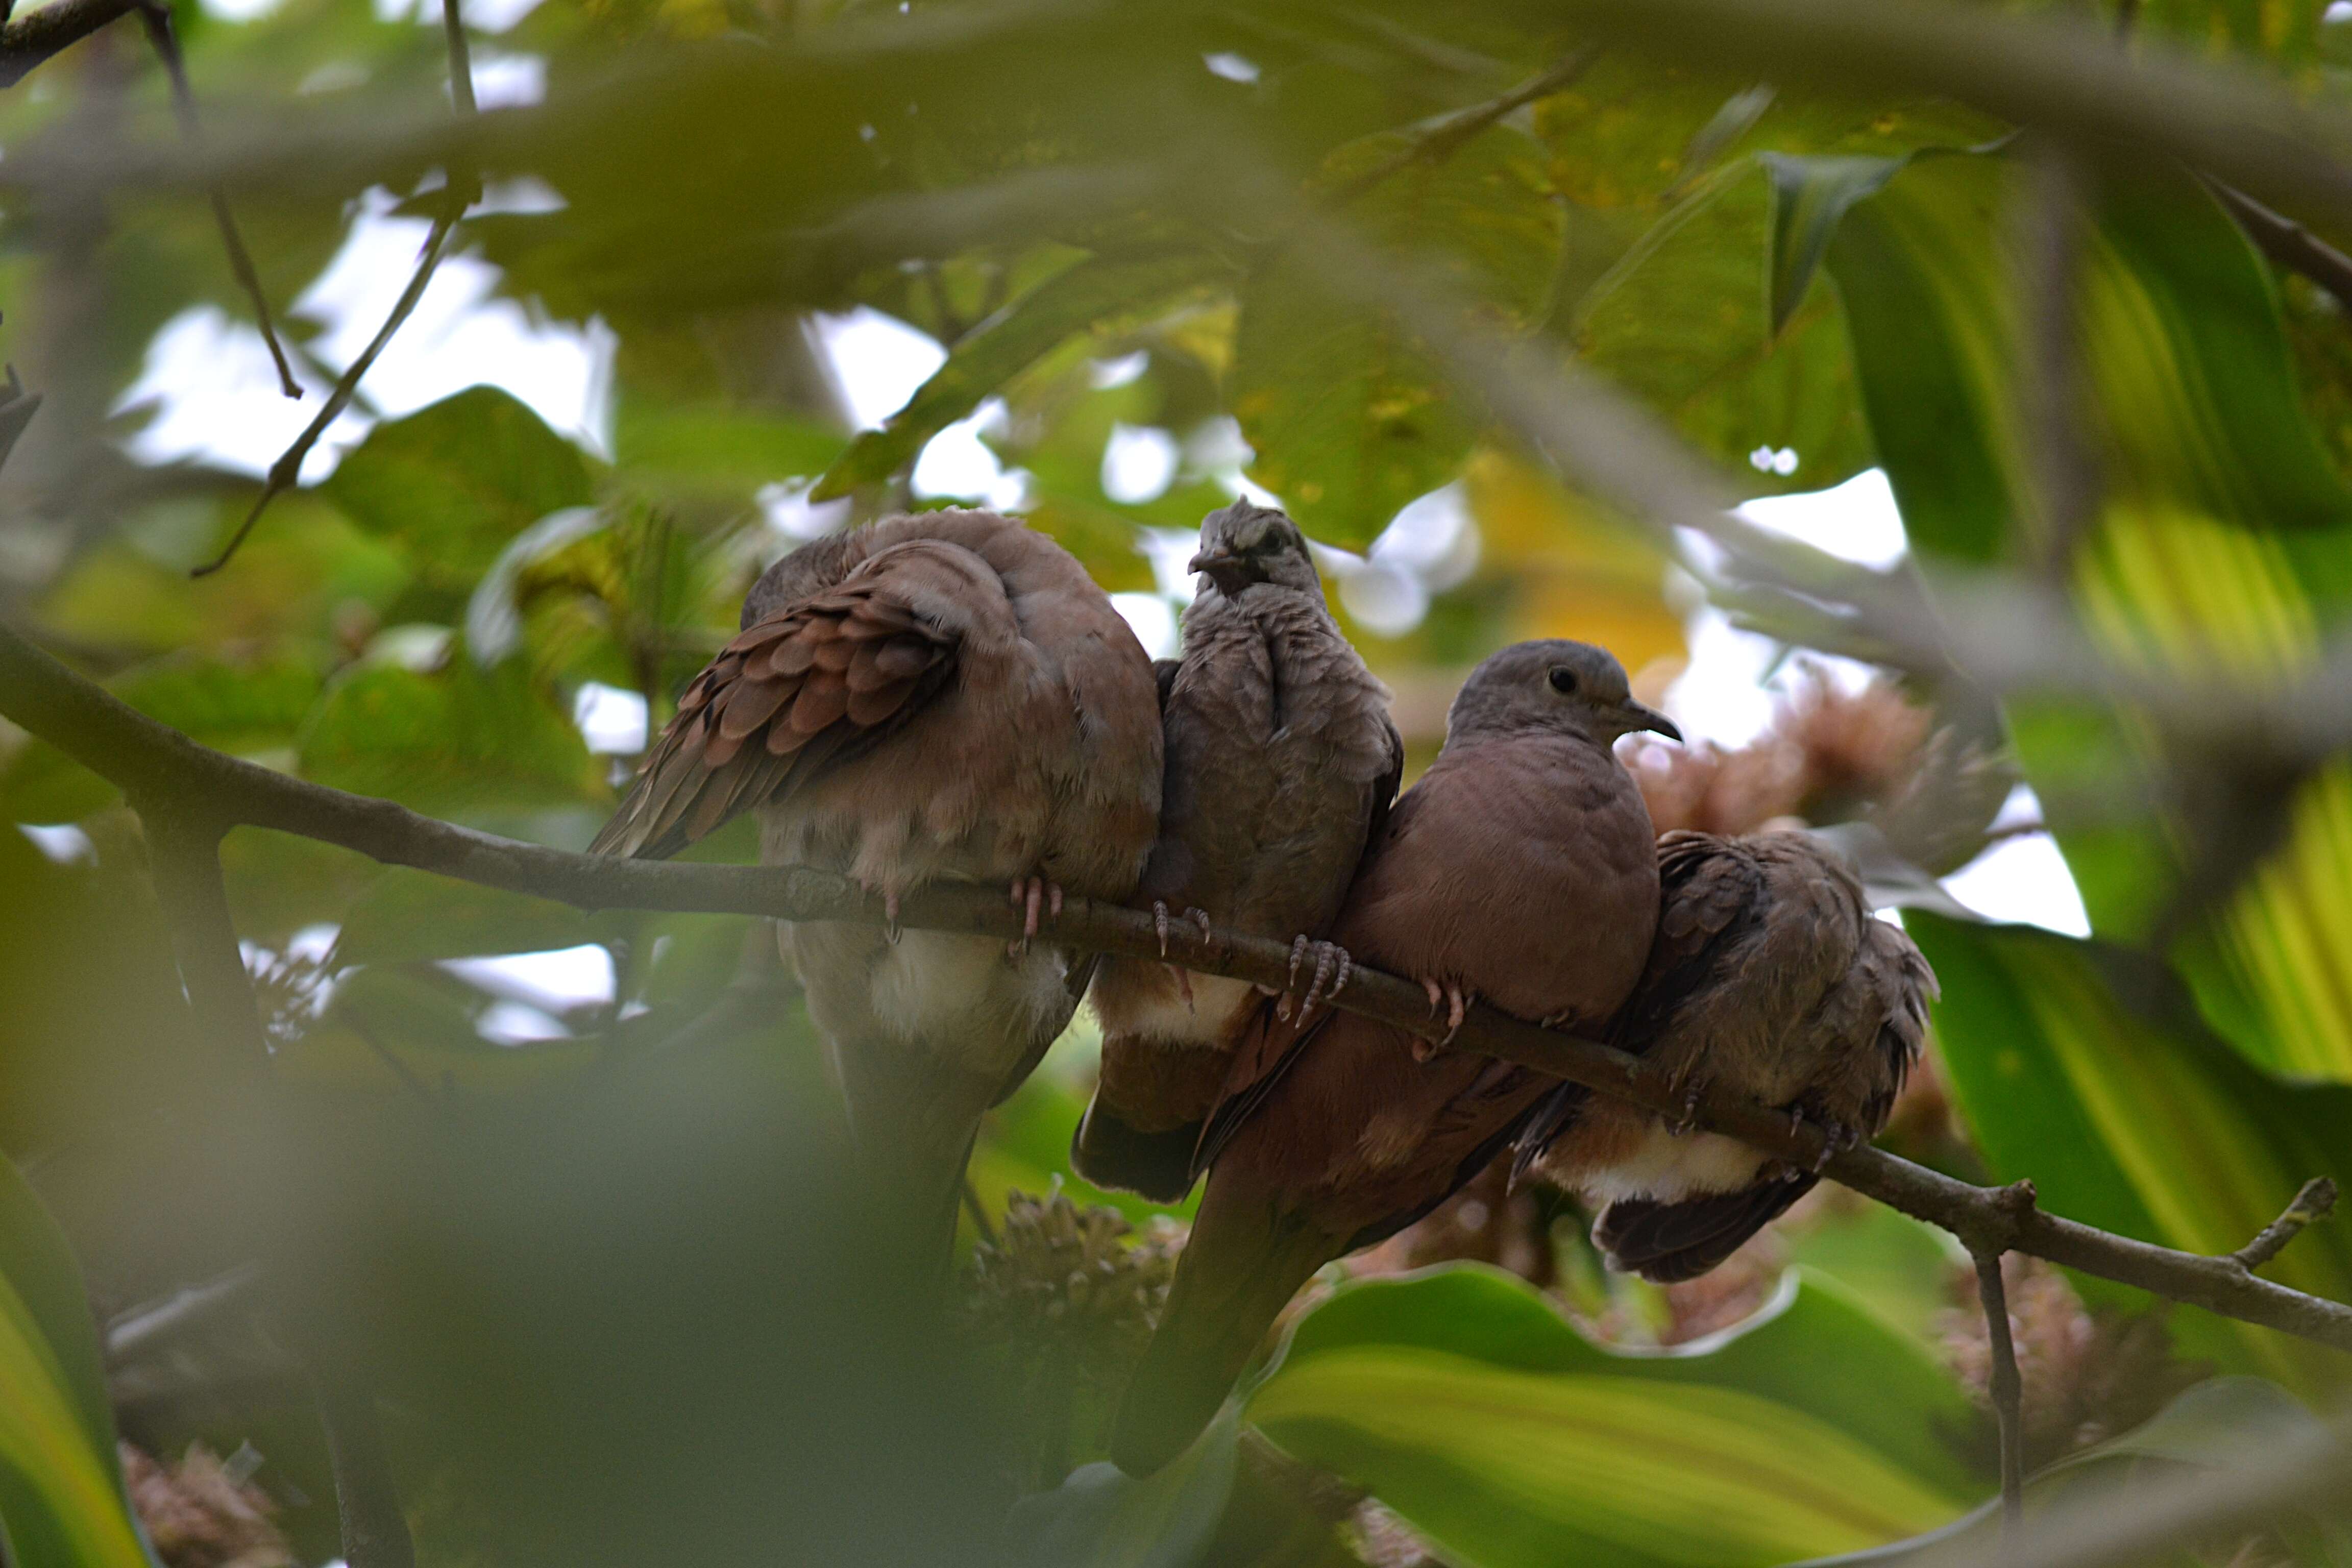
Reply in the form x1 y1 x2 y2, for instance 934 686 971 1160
1514 829 1935 1283
1110 640 1675 1475
591 509 1163 1258
1079 501 1401 1202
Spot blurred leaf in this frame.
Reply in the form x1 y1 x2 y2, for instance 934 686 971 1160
1235 121 1563 549
970 1030 1196 1230
1461 451 1686 675
1823 151 2352 562
614 399 847 500
0 1151 153 1568
1913 913 2352 1392
1800 1378 2344 1567
815 250 1232 500
467 507 611 667
1249 1267 1976 1567
997 1406 1240 1568
326 387 597 594
1761 153 1902 336
1577 160 1871 497
297 652 604 816
332 866 602 968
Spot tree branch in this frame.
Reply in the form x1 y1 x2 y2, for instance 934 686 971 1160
2234 1177 2339 1273
2210 181 2352 316
1973 1246 2026 1542
0 0 137 89
6 612 2351 1357
1332 46 1601 203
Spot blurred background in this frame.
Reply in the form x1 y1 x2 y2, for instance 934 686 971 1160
1 0 2349 1563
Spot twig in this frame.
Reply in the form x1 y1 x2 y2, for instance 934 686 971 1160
1331 46 1601 203
0 0 138 89
106 1262 264 1362
2233 1177 2338 1273
5 614 2350 1357
1973 1246 2026 1545
2209 181 2352 317
134 1 300 400
190 0 483 578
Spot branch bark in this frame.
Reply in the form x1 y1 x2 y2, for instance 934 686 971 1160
0 0 137 89
6 614 2352 1358
1973 1247 2026 1542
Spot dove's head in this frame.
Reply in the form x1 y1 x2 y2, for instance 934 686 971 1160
1190 501 1323 597
1447 639 1682 750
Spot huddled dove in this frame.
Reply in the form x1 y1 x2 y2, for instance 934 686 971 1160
1110 641 1675 1475
592 509 1163 1261
1515 829 1935 1283
1080 501 1401 1202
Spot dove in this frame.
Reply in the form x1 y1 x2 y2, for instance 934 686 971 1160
1110 640 1675 1475
1514 829 1935 1284
1078 501 1402 1202
591 509 1163 1260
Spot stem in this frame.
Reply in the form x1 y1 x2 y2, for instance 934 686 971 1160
1974 1249 2026 1545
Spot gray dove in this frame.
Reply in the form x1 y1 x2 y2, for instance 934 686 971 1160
1079 501 1401 1202
1514 829 1936 1283
1111 641 1675 1475
591 509 1163 1259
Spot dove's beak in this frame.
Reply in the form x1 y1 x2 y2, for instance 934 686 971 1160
1188 548 1235 575
1620 698 1681 743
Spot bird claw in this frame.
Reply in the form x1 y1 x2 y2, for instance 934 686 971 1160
1007 874 1063 953
1670 1077 1707 1137
1413 977 1469 1060
883 890 903 946
1153 901 1172 958
1191 908 1213 943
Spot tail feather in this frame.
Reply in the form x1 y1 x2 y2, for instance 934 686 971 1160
1595 1173 1816 1284
1111 1189 1340 1477
1070 1095 1201 1204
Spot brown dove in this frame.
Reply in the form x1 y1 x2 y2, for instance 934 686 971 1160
1514 829 1935 1283
1078 501 1401 1202
591 509 1163 1256
1110 640 1675 1475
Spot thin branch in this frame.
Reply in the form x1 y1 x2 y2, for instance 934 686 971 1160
189 210 458 577
1331 46 1601 203
2210 181 2352 317
2014 141 2101 579
191 0 483 577
1973 1247 2026 1544
0 0 137 89
5 616 2351 1359
134 1 300 400
106 1261 263 1362
2234 1177 2338 1273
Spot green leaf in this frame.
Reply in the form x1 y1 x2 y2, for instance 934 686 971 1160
297 651 605 817
1578 160 1872 496
331 866 603 969
814 250 1231 501
1911 913 2352 1391
326 387 596 593
1800 1378 2343 1567
1249 1267 1976 1568
0 1151 154 1568
1761 154 1903 336
615 400 847 501
997 1406 1240 1568
1233 122 1563 550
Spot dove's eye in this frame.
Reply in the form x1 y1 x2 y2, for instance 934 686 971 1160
1548 666 1579 695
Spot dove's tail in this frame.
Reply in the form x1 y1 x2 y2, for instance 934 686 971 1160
1110 1183 1339 1477
1070 1095 1202 1204
1594 1172 1816 1283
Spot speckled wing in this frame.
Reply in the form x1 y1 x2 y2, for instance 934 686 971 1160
589 567 957 861
1512 831 1764 1175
